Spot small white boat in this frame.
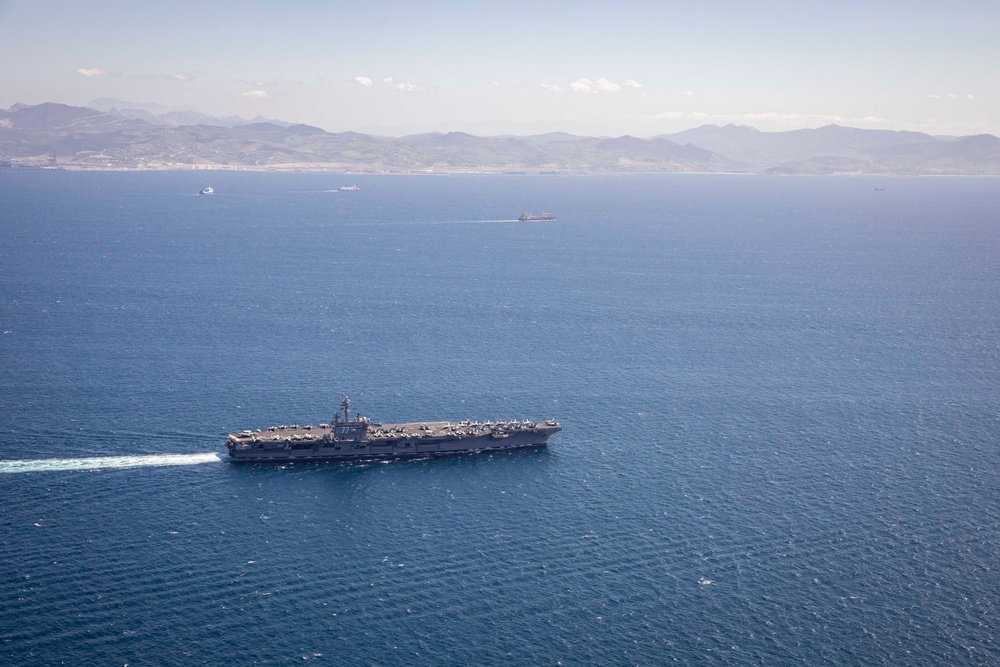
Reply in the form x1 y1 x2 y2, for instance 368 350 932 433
199 187 214 195
339 185 359 192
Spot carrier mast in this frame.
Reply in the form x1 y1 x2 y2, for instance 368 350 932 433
337 395 352 424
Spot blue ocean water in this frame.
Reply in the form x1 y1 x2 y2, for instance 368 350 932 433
1 171 998 665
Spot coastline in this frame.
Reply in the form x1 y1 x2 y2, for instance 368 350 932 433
4 164 995 176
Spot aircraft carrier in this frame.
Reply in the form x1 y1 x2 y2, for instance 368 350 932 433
226 396 561 463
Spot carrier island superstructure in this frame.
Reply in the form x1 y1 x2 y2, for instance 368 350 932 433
226 396 561 463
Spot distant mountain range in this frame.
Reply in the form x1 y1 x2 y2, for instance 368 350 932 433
2 102 998 175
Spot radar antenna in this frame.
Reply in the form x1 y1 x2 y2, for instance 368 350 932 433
340 395 352 423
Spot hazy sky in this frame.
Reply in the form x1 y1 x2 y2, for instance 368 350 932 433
1 0 997 136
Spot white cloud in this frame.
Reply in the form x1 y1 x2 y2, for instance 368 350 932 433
967 93 975 99
240 90 269 98
237 77 282 87
596 78 622 93
569 77 639 94
947 93 958 99
354 76 373 88
491 81 501 87
925 94 941 99
135 72 190 82
541 83 563 93
683 90 694 97
381 76 418 90
76 68 107 78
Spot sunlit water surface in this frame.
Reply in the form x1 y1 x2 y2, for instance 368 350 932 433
1 172 997 665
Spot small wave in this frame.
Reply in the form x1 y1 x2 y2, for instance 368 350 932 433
0 452 223 474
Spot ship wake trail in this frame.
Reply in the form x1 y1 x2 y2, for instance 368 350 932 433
0 453 223 474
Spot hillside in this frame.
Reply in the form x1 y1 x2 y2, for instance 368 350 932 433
2 103 998 174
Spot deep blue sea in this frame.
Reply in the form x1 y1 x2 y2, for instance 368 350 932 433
1 171 998 665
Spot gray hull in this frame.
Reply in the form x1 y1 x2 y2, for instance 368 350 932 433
226 413 561 464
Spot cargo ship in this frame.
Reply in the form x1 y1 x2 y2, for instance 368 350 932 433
518 211 556 221
226 396 561 463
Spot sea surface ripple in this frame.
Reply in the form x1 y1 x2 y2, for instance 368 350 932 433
1 172 997 665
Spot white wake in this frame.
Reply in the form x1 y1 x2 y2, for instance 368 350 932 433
0 452 223 474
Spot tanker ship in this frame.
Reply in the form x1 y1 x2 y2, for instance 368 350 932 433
226 396 561 463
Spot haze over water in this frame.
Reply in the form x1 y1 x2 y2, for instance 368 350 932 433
1 172 997 665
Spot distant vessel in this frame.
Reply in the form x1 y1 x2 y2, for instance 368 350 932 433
226 396 561 463
199 187 214 195
339 185 360 192
518 212 555 221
